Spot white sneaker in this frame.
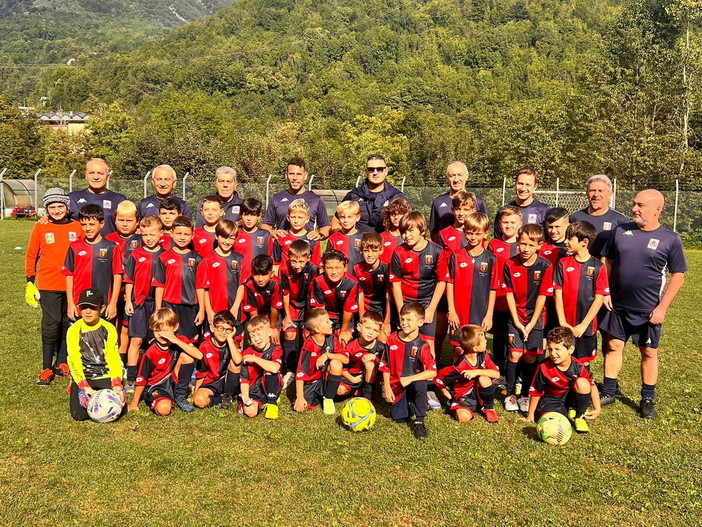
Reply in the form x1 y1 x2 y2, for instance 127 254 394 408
504 394 519 412
282 371 294 389
517 396 529 413
427 390 442 410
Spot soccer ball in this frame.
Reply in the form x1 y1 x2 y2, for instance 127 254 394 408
341 397 377 432
87 389 124 423
536 412 572 446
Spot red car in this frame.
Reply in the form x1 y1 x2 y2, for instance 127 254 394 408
11 205 37 218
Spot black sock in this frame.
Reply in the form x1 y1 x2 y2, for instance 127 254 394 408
42 343 54 370
175 363 195 400
641 383 655 401
224 372 240 396
603 376 618 396
264 374 281 404
362 381 374 400
505 361 518 395
119 352 127 366
575 392 590 417
282 337 298 373
324 374 343 400
521 362 537 395
480 384 496 410
127 365 138 380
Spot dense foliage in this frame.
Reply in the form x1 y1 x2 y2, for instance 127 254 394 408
1 0 701 189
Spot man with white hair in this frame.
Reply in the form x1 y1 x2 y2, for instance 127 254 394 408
196 166 243 228
137 165 192 219
569 174 627 258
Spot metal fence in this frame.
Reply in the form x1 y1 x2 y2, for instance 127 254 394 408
2 169 701 244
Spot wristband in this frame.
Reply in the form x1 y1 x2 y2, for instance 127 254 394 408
77 380 90 390
111 378 124 390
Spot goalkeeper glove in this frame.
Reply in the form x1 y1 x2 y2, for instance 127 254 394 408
25 282 40 308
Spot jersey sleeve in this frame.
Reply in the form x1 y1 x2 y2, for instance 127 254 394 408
667 235 688 274
62 245 76 276
378 345 391 374
502 261 514 293
66 323 86 385
272 239 283 265
390 250 402 283
489 256 500 291
135 351 155 386
195 260 208 290
111 245 124 275
333 337 349 359
528 363 548 398
553 260 564 290
315 199 330 228
434 365 460 392
595 262 609 296
24 223 42 279
447 253 456 284
437 248 449 282
343 283 359 314
272 282 284 310
243 284 257 313
538 262 554 297
419 343 437 372
309 279 324 307
310 241 322 268
123 253 136 284
262 197 279 228
428 199 440 233
151 254 166 288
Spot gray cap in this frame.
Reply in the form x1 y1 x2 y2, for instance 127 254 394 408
43 188 70 208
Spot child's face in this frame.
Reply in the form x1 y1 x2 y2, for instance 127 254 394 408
80 218 103 239
399 310 424 334
289 254 310 273
172 226 194 249
500 214 521 239
464 227 488 250
253 271 274 288
565 235 587 254
78 304 103 325
241 212 260 230
115 212 138 236
153 323 179 345
140 224 163 249
474 330 487 352
547 217 569 243
361 245 382 266
314 314 334 336
323 258 346 283
211 320 235 344
390 211 404 230
515 174 536 201
401 224 425 248
287 210 309 232
217 232 237 253
547 341 574 365
201 201 223 225
338 211 360 231
159 208 179 228
358 318 382 342
452 204 475 226
249 324 272 350
46 203 68 222
517 233 542 262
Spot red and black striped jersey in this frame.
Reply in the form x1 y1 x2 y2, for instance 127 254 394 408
272 232 322 269
123 246 164 305
554 255 609 336
106 232 141 267
242 277 283 315
380 231 402 264
281 261 318 320
152 249 207 305
487 238 519 311
435 351 498 399
502 256 554 327
309 274 359 323
159 233 173 251
235 228 273 281
539 242 568 268
241 343 282 385
296 334 347 382
345 338 386 375
390 241 447 306
528 357 594 399
447 249 499 326
196 337 231 384
135 336 189 386
352 261 390 316
379 332 436 396
62 237 121 304
437 225 466 252
192 227 217 258
201 250 244 313
326 231 364 272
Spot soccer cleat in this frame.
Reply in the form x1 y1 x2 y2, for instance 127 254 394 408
574 417 590 433
493 375 506 387
124 379 135 393
282 371 295 389
567 408 576 420
220 394 233 410
55 363 71 377
503 394 519 412
413 422 428 441
323 398 335 415
600 392 616 406
427 391 442 410
176 397 195 413
640 399 657 419
36 368 54 387
264 404 279 420
483 408 499 423
517 396 529 413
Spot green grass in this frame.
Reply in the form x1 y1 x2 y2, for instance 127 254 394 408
1 221 701 526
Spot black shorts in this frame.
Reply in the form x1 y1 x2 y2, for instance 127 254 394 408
164 302 201 342
390 380 428 421
144 379 176 410
419 315 437 340
198 377 226 406
574 334 598 363
248 374 282 405
449 391 479 412
302 378 324 407
339 372 365 394
536 394 568 419
506 321 544 357
128 298 155 339
599 309 662 349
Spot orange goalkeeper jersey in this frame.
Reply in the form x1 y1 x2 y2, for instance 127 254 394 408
25 220 83 291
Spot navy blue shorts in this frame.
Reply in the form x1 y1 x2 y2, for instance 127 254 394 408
599 309 661 349
248 374 282 405
574 334 598 363
507 321 543 356
390 380 428 421
301 378 324 407
128 298 155 339
198 377 226 406
164 302 201 342
536 394 568 419
144 379 175 410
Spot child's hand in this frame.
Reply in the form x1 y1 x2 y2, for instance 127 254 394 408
315 353 328 369
271 328 281 345
585 408 601 420
293 397 308 413
282 317 293 330
105 303 118 321
113 385 126 405
349 374 363 384
194 310 205 326
124 301 135 316
603 295 613 311
524 413 535 423
339 330 352 346
127 403 139 412
383 386 395 404
572 323 586 338
447 311 460 329
242 354 256 364
381 322 391 337
399 376 411 388
206 309 215 325
424 307 436 324
462 370 477 380
158 329 179 344
67 303 79 321
481 315 493 332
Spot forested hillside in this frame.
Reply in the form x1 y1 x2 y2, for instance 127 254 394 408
1 0 701 189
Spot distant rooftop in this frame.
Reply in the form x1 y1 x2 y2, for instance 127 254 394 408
36 112 90 123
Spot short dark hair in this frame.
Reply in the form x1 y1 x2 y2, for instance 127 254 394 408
215 219 238 238
159 197 182 213
172 215 193 231
323 249 347 266
287 157 306 171
241 197 262 216
304 307 328 332
360 232 383 250
252 254 273 275
546 207 570 224
366 154 386 164
78 204 104 222
289 239 311 258
518 223 543 242
546 326 575 348
202 195 222 206
400 302 425 319
212 310 237 328
566 221 597 248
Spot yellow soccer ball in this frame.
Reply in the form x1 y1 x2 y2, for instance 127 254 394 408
536 412 573 446
341 397 377 432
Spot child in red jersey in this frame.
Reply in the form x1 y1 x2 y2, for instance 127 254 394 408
527 326 600 434
502 224 554 414
541 207 570 335
128 308 203 415
240 315 284 419
353 232 391 340
379 302 436 441
326 200 364 273
158 197 182 250
272 199 322 275
294 307 349 415
380 197 412 264
153 216 207 343
192 195 223 258
342 311 387 400
235 198 273 281
242 254 283 341
63 204 122 322
25 188 83 385
436 190 475 252
192 310 242 410
435 325 500 423
123 215 164 391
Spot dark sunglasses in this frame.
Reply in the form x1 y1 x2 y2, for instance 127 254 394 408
366 166 387 173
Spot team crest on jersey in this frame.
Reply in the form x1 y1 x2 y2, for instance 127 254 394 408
587 266 595 276
425 255 433 265
340 290 347 298
533 270 541 280
480 262 488 272
103 200 112 209
303 273 308 280
188 258 195 267
99 248 108 258
378 274 384 282
354 238 361 247
411 346 418 357
528 213 537 223
508 334 515 344
129 240 138 249
603 222 612 231
256 236 264 245
231 260 238 270
45 233 55 244
647 238 659 250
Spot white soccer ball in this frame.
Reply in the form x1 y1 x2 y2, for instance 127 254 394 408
87 389 124 423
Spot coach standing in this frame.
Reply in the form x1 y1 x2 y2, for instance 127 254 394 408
138 165 192 219
195 166 243 227
599 189 686 418
69 158 126 235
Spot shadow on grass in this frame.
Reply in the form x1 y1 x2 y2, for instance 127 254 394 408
521 424 541 442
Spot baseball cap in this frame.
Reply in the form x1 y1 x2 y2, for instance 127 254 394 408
43 188 70 208
78 288 105 307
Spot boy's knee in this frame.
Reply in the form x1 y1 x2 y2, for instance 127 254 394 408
523 355 536 364
456 410 473 423
154 401 172 416
193 391 210 408
337 385 349 396
328 359 343 375
477 376 492 388
574 377 591 394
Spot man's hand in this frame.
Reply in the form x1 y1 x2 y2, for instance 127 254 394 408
125 301 135 316
306 231 323 241
25 282 40 308
649 305 667 325
271 229 287 239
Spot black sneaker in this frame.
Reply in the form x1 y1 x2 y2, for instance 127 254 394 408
413 422 428 441
600 392 616 406
220 394 233 410
640 399 657 419
176 397 195 413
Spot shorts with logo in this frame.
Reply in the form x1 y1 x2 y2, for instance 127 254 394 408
144 379 176 410
506 320 543 356
599 309 661 348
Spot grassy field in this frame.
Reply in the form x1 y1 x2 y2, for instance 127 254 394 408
1 220 700 527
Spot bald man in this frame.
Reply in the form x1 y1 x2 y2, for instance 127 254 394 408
598 189 687 418
138 165 192 220
68 158 126 235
